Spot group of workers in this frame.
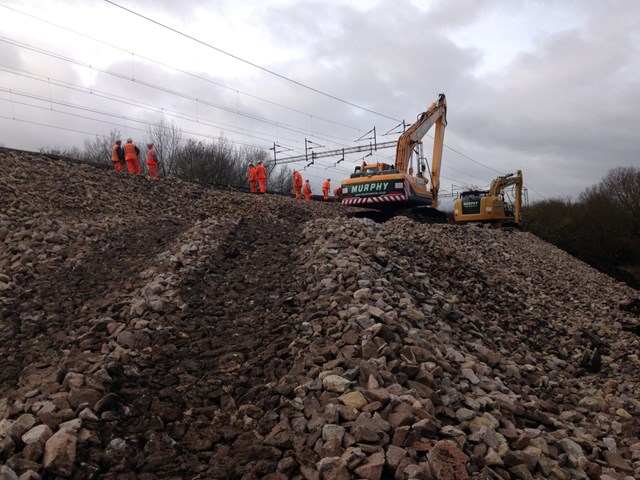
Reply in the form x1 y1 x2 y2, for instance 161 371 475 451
111 138 160 180
292 170 309 199
110 140 348 201
246 165 342 201
293 170 341 201
247 161 267 193
247 162 346 201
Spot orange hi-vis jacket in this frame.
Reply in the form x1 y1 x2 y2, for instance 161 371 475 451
322 179 330 191
255 163 266 181
111 144 121 161
293 171 303 188
248 166 257 181
303 181 311 195
146 147 159 165
123 142 138 161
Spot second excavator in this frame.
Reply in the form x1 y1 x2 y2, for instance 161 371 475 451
453 170 524 226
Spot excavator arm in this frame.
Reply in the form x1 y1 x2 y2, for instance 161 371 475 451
394 93 447 207
489 170 523 223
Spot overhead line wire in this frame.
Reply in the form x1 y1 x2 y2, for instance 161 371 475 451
0 114 113 140
0 65 306 148
0 37 356 147
0 95 265 150
0 2 366 134
443 142 504 175
104 0 401 123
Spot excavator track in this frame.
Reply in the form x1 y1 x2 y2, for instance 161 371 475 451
348 206 447 224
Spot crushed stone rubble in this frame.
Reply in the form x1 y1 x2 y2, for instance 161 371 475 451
0 149 639 479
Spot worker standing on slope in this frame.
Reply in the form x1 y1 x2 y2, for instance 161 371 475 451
248 163 258 193
303 179 312 200
111 139 124 172
123 138 141 175
146 143 160 180
256 160 267 194
333 186 342 202
293 170 303 199
322 178 331 201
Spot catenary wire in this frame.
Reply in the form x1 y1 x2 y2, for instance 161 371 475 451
104 0 401 123
0 37 358 147
0 96 267 150
0 65 309 149
0 2 367 135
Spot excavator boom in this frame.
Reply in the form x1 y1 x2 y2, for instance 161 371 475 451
394 94 447 206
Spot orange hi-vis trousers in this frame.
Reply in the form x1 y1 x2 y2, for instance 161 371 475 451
126 158 141 174
147 162 158 179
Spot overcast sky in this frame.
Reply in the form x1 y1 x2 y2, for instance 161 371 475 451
1 0 639 201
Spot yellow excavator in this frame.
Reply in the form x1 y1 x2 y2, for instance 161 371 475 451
340 93 447 222
453 170 523 226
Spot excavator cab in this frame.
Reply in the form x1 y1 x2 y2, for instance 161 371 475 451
350 162 399 178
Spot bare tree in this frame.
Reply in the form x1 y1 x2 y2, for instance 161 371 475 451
39 145 83 159
145 119 184 176
40 129 129 168
81 129 121 164
173 137 242 185
268 165 294 194
527 166 640 287
596 166 640 235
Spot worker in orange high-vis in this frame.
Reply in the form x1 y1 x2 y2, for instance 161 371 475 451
248 163 258 193
293 170 303 199
255 160 267 193
111 139 124 172
333 186 342 202
322 178 331 201
123 138 141 174
146 143 160 180
303 179 312 200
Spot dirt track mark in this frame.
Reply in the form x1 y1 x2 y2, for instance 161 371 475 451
0 217 185 394
92 216 304 477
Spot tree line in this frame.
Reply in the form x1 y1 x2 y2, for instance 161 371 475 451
525 166 640 289
42 119 294 193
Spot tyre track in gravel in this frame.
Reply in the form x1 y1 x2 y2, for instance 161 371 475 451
93 215 307 478
0 217 185 395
